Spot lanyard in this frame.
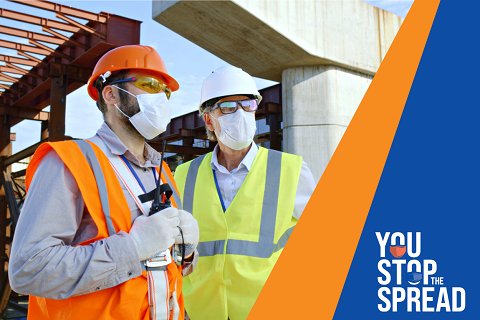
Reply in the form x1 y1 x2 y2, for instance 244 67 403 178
212 169 226 212
119 154 158 194
93 133 159 205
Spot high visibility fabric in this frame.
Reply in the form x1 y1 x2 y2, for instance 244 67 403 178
87 136 181 214
87 136 180 320
174 147 302 320
25 141 184 320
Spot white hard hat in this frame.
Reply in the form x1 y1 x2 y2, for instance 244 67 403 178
199 65 262 109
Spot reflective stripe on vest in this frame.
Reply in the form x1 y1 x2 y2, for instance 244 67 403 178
78 139 180 320
87 136 182 214
182 154 206 213
183 149 292 258
74 140 117 236
25 140 185 320
175 147 302 320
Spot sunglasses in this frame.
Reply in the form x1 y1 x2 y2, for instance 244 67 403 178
211 99 258 114
109 76 172 99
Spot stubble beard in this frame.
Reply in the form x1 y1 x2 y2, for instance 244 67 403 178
118 95 144 140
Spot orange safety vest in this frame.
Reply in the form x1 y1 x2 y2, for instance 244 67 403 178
24 140 184 320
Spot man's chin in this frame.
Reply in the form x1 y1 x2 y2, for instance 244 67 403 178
121 119 144 140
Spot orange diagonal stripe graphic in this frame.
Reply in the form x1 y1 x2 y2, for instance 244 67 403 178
248 0 441 319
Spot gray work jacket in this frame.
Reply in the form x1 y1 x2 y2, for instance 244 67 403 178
8 122 196 299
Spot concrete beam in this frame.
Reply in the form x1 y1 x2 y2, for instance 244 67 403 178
153 0 402 81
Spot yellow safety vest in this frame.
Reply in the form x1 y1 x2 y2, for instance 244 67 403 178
174 147 302 320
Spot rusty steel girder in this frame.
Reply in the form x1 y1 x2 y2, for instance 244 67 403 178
9 0 109 23
0 1 141 126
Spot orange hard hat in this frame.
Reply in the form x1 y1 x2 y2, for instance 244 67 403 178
87 45 179 101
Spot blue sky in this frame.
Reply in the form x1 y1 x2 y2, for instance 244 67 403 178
0 0 413 153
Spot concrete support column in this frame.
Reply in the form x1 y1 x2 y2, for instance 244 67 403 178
282 65 373 182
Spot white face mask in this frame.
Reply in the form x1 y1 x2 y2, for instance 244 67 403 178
113 85 171 140
210 109 256 150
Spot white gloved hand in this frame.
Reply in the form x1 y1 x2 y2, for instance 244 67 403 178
175 210 199 255
129 207 180 261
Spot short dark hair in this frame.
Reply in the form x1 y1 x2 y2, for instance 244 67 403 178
95 69 130 114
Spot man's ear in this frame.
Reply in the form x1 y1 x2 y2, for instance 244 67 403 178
204 113 216 132
102 85 118 105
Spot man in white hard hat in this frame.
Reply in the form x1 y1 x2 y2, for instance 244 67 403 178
173 65 316 320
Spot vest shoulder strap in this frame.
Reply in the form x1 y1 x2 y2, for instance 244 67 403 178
27 141 131 243
175 153 208 213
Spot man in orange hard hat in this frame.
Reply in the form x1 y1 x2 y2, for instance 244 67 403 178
9 45 199 320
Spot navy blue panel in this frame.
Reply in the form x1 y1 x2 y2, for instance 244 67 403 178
334 1 480 318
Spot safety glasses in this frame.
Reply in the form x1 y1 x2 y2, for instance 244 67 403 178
110 76 172 99
211 99 258 114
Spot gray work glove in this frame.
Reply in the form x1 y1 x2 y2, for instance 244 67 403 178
175 210 199 258
129 207 180 261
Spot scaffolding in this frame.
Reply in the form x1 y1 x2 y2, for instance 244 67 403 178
0 1 141 317
0 1 285 317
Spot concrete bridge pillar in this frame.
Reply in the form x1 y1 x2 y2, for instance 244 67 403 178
152 0 402 181
282 66 372 181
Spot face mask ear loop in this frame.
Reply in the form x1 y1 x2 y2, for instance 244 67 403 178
208 113 221 136
111 84 137 98
111 84 137 119
208 112 218 121
114 103 130 119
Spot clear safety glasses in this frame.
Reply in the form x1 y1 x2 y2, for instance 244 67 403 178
211 99 259 114
110 76 172 99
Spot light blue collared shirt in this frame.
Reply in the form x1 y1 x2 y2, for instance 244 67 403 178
210 142 316 220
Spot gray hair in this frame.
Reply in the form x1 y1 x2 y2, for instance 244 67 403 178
199 105 217 141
